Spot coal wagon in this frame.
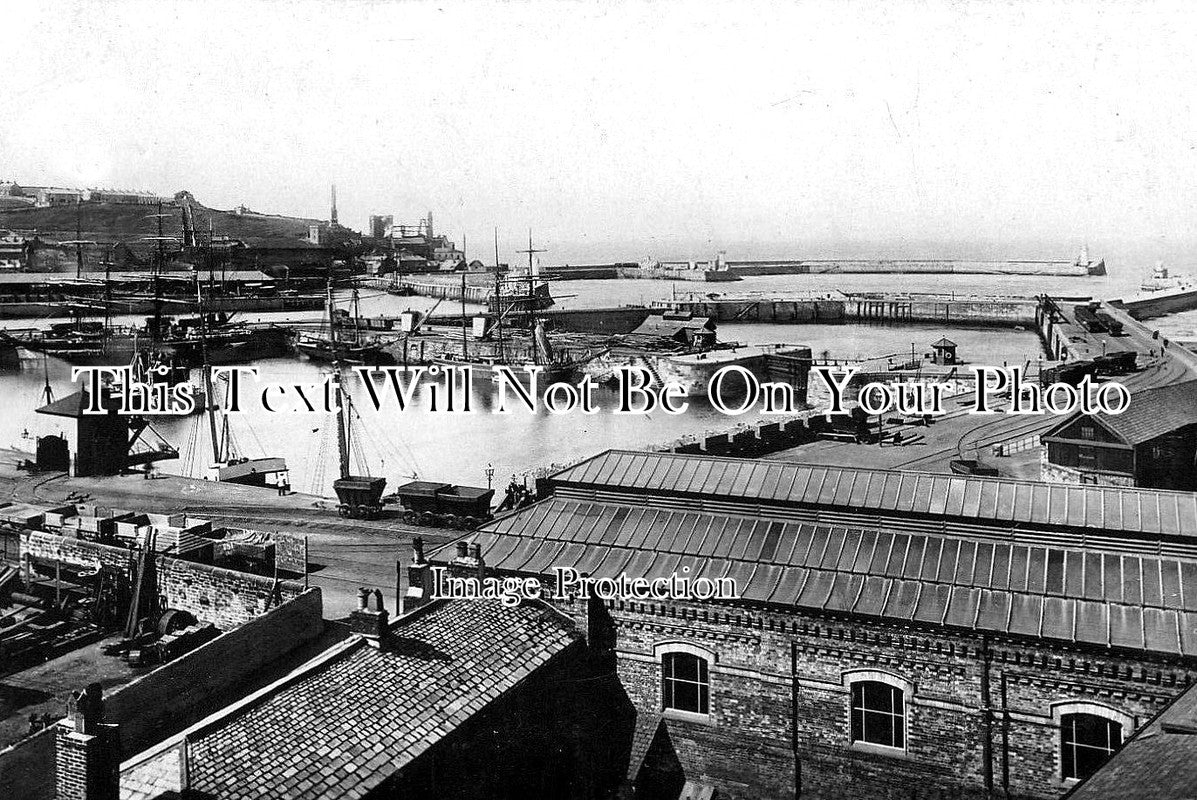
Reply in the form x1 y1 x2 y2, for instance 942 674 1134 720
393 481 495 530
334 475 388 519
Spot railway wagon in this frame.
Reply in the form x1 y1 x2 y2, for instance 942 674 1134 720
393 481 495 529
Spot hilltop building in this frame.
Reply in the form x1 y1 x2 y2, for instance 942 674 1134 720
378 211 464 270
1041 380 1197 490
22 186 85 207
368 214 392 239
87 189 170 206
436 450 1197 800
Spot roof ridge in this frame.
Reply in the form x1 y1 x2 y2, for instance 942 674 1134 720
556 449 1197 500
120 634 365 771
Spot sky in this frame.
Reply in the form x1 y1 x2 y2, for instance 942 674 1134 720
3 0 1197 263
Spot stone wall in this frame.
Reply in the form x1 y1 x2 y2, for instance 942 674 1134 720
19 530 307 630
565 596 1192 800
0 589 323 800
106 588 323 755
1039 448 1136 488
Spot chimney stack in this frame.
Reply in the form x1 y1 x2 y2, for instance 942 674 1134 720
403 537 431 615
56 683 120 800
450 540 486 582
349 587 390 645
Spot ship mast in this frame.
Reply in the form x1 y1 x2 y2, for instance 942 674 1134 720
460 271 468 360
75 199 84 279
493 228 505 362
199 272 222 464
518 229 546 364
328 282 351 480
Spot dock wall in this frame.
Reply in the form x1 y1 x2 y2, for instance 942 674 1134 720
653 299 846 323
616 266 740 282
847 296 1037 326
1114 289 1197 320
725 259 1094 277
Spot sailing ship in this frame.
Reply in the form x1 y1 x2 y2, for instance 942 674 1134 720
431 231 587 382
295 285 393 366
195 286 289 488
329 350 387 519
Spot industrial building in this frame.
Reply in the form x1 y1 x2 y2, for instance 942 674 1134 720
442 450 1197 800
1041 380 1197 490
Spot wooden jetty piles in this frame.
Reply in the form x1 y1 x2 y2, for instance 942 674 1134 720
653 291 1041 327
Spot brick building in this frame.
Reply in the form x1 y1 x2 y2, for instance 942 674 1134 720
1041 380 1197 490
444 450 1197 800
117 587 629 799
1063 676 1197 799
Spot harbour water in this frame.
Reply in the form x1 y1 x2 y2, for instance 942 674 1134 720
1 241 1191 494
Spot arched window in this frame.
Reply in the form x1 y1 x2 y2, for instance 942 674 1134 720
661 651 709 715
850 680 905 749
1060 713 1123 780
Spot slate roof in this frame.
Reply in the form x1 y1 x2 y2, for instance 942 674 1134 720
1065 680 1197 800
176 600 580 800
460 496 1197 655
545 450 1197 539
626 711 664 781
1094 380 1197 446
122 746 182 800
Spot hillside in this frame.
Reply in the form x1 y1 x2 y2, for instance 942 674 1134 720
0 196 338 249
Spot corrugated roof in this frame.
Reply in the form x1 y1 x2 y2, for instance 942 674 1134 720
460 497 1197 656
183 599 579 800
546 450 1197 539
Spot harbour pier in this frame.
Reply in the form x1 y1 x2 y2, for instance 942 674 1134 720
654 290 1047 327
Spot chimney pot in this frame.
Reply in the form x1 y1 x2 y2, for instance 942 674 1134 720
404 549 431 615
469 543 481 559
357 587 370 610
456 542 469 558
349 585 390 644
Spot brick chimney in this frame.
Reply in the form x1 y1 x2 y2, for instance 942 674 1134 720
56 683 120 800
349 586 390 645
449 540 485 581
402 537 430 615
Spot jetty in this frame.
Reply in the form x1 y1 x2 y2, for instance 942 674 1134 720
653 290 1048 327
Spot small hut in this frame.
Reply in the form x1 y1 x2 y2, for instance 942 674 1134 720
931 337 959 366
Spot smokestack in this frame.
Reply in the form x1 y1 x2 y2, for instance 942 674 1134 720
330 184 338 226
